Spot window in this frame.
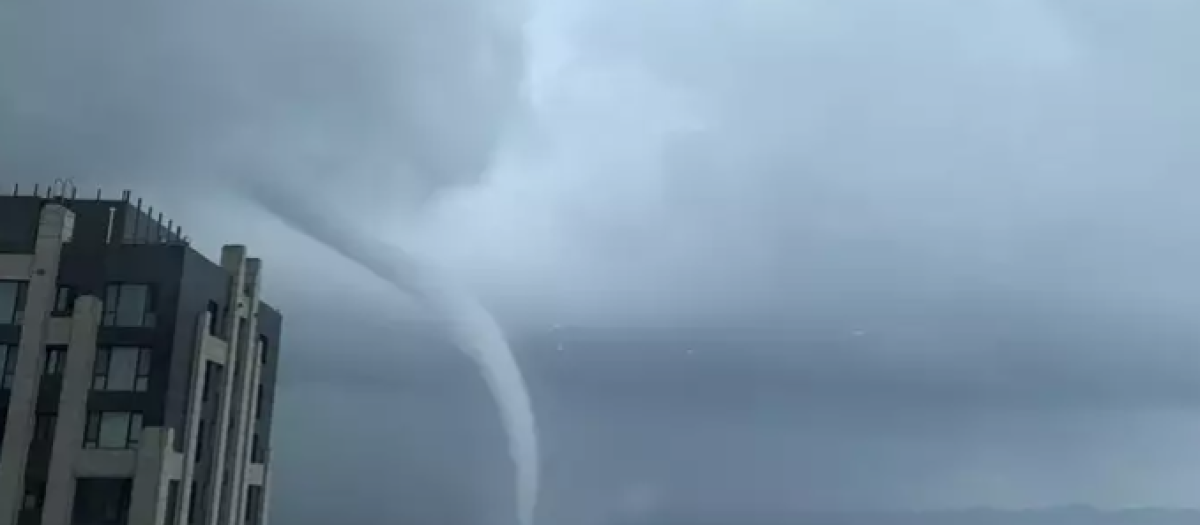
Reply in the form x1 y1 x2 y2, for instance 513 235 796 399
195 420 206 461
258 335 269 365
22 483 44 511
165 480 181 525
75 479 131 524
206 301 220 336
251 432 264 463
254 383 264 420
187 481 199 524
93 347 151 392
202 362 220 403
0 280 27 325
33 413 57 443
1 345 16 389
83 411 143 449
102 283 156 327
52 285 76 316
44 346 66 376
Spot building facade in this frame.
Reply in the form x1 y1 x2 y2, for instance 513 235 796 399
0 187 282 525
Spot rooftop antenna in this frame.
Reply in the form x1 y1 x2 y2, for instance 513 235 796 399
33 183 39 196
106 206 116 244
96 188 102 201
135 198 144 244
156 212 165 242
167 220 175 242
11 183 17 197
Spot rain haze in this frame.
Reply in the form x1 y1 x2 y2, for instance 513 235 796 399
3 0 1200 524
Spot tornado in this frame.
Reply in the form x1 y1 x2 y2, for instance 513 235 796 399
248 185 539 525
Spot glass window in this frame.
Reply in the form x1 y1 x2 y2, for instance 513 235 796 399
83 411 143 449
52 285 76 316
102 283 156 327
251 432 263 463
1 345 16 389
195 420 206 461
207 301 221 336
258 335 269 365
33 413 57 443
254 383 264 420
22 483 44 511
44 346 66 376
0 280 28 325
93 347 151 392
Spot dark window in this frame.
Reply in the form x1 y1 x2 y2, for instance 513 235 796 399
92 347 151 392
195 420 206 461
165 480 181 525
251 432 264 463
202 362 220 403
44 346 66 376
187 481 199 524
1 344 16 389
52 285 76 316
254 383 264 420
33 413 57 444
246 484 264 525
73 478 131 525
102 283 156 327
22 482 44 511
0 280 28 325
206 301 220 336
83 411 143 449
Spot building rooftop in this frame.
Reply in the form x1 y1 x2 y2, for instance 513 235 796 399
2 182 191 251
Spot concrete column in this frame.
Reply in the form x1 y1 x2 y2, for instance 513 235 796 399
205 246 247 525
219 259 261 525
176 312 213 525
40 296 102 525
0 204 73 525
129 427 176 525
258 465 273 525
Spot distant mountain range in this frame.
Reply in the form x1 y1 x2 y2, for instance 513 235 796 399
619 507 1200 525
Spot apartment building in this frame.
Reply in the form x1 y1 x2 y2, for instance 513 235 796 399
0 185 282 525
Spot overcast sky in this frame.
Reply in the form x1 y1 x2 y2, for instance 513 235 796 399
4 0 1200 524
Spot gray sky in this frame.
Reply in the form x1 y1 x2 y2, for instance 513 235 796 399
4 0 1200 523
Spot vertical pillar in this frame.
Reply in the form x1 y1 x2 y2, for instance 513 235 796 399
40 296 102 525
0 204 72 525
129 427 175 525
219 259 261 525
205 246 247 525
257 465 273 525
176 312 212 525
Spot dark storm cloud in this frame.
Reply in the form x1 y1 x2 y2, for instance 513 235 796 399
5 0 1200 522
0 0 525 205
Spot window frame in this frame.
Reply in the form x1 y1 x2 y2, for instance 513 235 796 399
1 344 16 389
51 285 76 317
101 283 157 328
44 345 67 377
92 346 152 392
33 412 57 443
0 280 28 325
83 411 143 449
258 334 269 365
